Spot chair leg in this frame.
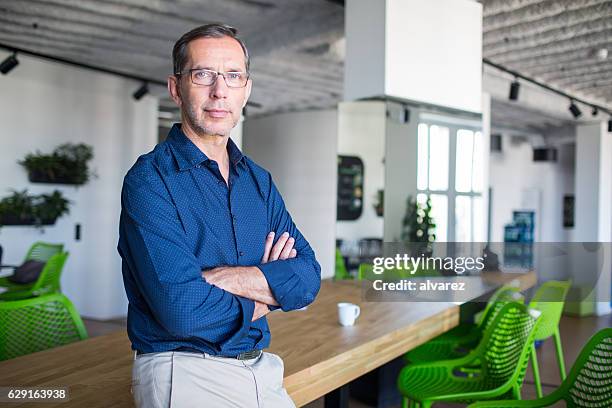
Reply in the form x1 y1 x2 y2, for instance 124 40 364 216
553 328 566 381
402 397 408 408
530 343 543 398
512 384 522 400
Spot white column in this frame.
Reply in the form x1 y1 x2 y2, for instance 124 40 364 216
574 122 611 316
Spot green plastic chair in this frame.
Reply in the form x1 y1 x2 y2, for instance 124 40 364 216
24 242 64 262
0 252 69 300
334 248 352 280
467 327 612 408
527 280 572 398
0 293 88 361
0 242 64 268
405 285 524 363
397 302 541 408
0 241 64 285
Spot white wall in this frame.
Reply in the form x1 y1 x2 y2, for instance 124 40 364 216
337 102 386 242
383 103 418 242
242 110 337 279
489 133 575 243
0 53 158 319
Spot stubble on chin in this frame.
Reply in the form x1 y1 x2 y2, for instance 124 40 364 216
184 104 236 138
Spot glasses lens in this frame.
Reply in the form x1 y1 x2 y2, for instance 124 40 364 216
224 72 247 88
191 69 216 86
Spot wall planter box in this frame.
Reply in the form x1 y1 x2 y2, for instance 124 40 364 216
0 190 69 229
27 170 82 185
19 143 95 186
0 214 56 226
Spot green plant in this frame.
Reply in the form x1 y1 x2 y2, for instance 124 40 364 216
19 143 95 185
0 190 34 221
37 191 71 223
0 190 71 227
401 195 436 253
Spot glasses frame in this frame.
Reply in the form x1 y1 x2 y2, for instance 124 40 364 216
175 68 250 88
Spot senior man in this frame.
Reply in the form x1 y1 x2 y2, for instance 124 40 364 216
118 23 321 408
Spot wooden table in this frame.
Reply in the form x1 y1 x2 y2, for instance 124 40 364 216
0 271 536 407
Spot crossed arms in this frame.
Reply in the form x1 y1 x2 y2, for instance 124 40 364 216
203 230 299 321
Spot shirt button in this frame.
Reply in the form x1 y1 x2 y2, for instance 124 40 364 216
239 251 244 256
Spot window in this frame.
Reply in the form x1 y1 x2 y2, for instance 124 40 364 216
417 121 484 242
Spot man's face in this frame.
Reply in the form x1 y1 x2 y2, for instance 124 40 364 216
169 36 251 138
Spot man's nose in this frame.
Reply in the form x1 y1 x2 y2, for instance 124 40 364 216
210 75 229 99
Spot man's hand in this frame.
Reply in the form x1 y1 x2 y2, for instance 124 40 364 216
261 231 297 263
202 231 298 314
252 301 270 321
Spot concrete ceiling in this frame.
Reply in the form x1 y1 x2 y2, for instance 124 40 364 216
1 0 610 127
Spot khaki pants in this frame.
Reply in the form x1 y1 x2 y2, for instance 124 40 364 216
132 351 296 408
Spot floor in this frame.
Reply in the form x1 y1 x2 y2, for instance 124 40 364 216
83 313 611 408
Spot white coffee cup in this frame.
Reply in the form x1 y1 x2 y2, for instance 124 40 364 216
338 302 361 326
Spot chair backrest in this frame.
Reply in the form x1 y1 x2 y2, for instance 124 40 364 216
478 302 540 389
528 280 572 341
0 293 88 361
30 252 69 295
560 328 612 407
334 248 351 280
478 285 524 331
24 242 64 263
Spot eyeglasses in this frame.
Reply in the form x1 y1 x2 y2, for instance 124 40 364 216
175 68 249 88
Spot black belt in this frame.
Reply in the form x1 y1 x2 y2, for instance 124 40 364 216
136 348 262 360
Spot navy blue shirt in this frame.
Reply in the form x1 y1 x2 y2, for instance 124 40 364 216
118 124 321 356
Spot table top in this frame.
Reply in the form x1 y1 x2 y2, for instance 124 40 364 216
0 271 536 407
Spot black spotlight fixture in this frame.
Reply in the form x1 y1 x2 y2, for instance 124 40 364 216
592 106 599 117
508 78 520 101
568 100 582 119
608 118 612 133
132 82 149 101
0 52 19 74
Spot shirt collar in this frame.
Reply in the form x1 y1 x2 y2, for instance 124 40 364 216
167 123 246 171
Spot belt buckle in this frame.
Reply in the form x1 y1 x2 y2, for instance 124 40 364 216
237 350 261 360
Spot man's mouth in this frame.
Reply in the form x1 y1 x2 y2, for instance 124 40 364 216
205 108 230 118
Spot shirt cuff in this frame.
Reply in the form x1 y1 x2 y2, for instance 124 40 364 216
258 260 311 311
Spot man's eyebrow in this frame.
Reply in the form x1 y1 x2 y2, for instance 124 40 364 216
189 65 214 70
224 65 246 72
188 65 245 72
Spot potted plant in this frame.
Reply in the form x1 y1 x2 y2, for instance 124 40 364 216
36 190 71 225
0 190 71 227
0 190 36 225
401 195 436 257
19 143 95 185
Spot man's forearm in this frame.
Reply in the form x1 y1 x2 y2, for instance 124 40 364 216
203 266 279 306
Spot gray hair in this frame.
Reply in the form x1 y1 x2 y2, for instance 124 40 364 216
172 23 250 75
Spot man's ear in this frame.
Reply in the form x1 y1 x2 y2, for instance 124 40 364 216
242 78 252 108
168 75 182 107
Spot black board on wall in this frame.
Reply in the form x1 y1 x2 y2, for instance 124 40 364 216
337 155 364 221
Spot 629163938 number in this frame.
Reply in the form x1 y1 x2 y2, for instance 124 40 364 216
0 387 69 402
